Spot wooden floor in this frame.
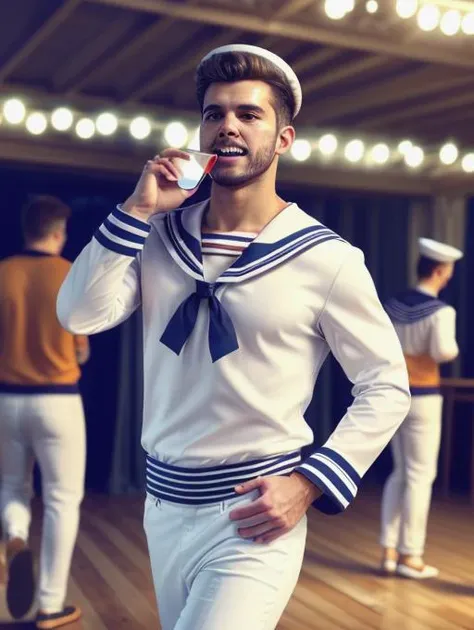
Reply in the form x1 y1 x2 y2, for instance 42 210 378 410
0 489 473 629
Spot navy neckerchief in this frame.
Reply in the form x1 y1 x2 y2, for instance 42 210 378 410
385 289 446 324
153 201 343 362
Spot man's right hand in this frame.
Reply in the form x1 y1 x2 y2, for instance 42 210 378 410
121 149 197 221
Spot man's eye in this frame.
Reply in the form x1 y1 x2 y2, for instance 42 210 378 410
205 113 221 121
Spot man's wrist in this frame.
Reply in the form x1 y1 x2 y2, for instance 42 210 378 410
291 471 322 506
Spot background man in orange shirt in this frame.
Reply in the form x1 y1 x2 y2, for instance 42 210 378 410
0 196 89 629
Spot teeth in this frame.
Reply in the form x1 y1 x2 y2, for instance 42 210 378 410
219 147 244 155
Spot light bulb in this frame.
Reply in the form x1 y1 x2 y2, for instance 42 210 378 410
76 118 95 139
344 139 365 163
371 143 390 165
164 121 188 148
398 140 413 155
366 0 378 14
440 10 461 36
404 146 424 168
129 116 151 140
461 153 474 173
318 133 338 156
324 0 348 20
3 98 26 124
96 112 118 136
51 107 73 131
461 12 474 35
396 0 418 19
417 4 441 32
439 143 458 165
26 112 47 135
291 139 312 162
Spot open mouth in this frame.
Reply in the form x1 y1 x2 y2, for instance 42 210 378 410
215 147 248 158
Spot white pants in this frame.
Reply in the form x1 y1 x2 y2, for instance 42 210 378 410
144 490 307 630
0 393 86 611
380 394 442 556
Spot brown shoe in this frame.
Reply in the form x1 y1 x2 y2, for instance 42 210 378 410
36 605 82 629
6 537 35 619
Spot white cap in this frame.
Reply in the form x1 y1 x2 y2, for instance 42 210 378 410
418 237 463 263
198 44 302 118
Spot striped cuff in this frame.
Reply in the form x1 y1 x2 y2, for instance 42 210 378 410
94 206 151 257
294 446 361 515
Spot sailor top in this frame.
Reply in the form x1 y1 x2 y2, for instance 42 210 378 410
385 287 458 395
57 199 410 514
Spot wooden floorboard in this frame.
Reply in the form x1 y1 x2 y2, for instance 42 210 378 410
0 490 473 629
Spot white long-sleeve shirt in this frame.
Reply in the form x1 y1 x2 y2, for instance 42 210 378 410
384 286 458 395
57 200 410 513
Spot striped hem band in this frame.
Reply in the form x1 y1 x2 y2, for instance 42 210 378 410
145 450 301 505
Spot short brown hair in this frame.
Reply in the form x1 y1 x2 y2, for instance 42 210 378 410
22 195 71 241
196 52 295 127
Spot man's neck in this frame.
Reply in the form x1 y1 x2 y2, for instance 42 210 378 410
417 280 440 298
25 240 59 256
205 179 288 234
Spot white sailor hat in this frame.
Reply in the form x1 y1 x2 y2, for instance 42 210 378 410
418 237 463 263
198 44 302 118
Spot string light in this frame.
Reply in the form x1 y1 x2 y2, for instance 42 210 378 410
318 133 338 156
366 0 379 14
345 139 365 163
291 139 312 162
404 146 424 168
25 112 47 135
417 4 441 32
462 12 474 34
440 9 461 36
3 96 474 176
324 0 349 20
398 140 413 155
396 0 418 19
371 143 390 164
129 116 151 140
51 107 73 131
3 98 26 124
75 118 95 139
439 142 459 165
96 112 118 136
164 121 188 148
462 154 474 173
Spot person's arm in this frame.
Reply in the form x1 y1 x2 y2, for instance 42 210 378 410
74 335 90 365
429 306 459 363
57 207 147 335
293 247 411 515
58 149 198 335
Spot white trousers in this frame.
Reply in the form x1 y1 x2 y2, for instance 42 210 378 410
0 393 86 611
380 394 442 556
143 490 307 630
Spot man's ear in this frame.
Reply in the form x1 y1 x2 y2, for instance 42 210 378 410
275 126 296 156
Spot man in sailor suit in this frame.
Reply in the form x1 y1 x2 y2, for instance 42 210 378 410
57 45 410 630
381 237 462 579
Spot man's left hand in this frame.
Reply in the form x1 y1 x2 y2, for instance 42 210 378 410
229 473 322 544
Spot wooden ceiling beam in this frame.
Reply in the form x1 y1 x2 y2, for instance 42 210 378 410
89 0 474 69
307 68 474 124
66 17 177 94
52 14 133 90
124 29 241 102
363 90 474 129
302 55 391 95
292 48 342 75
0 0 82 83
